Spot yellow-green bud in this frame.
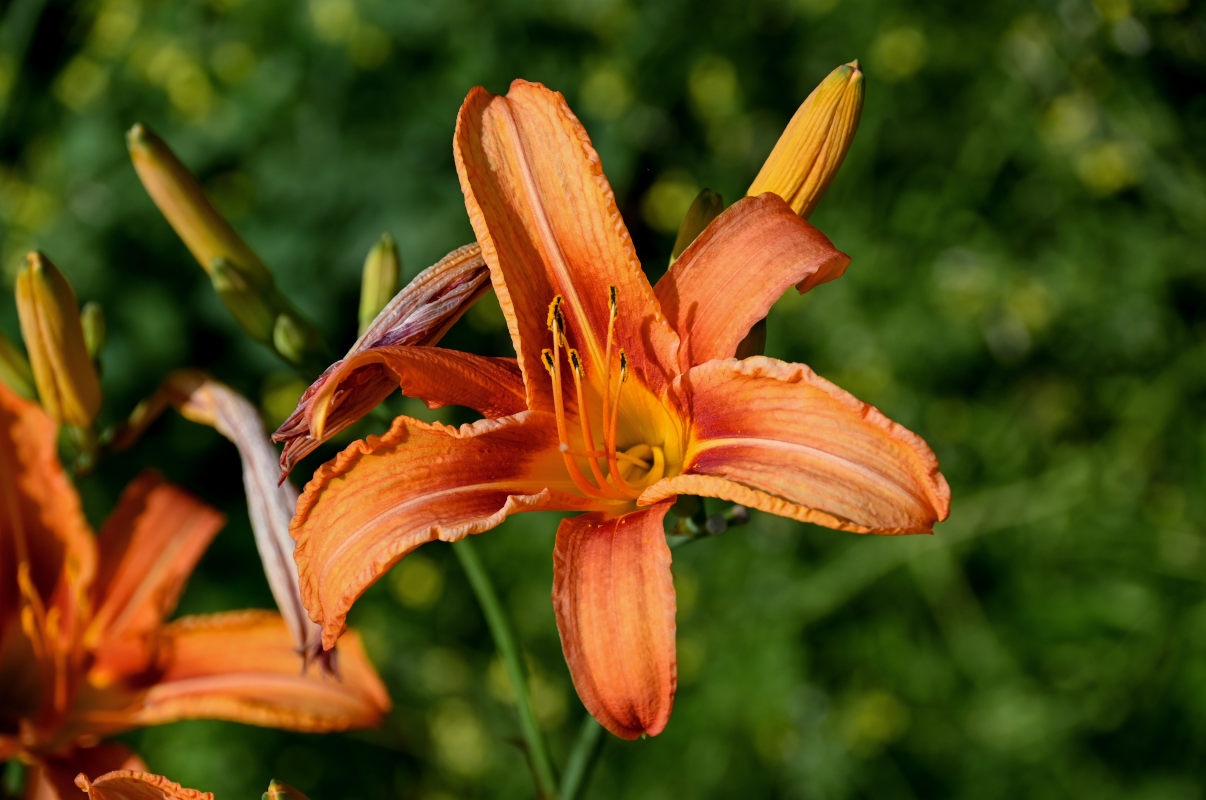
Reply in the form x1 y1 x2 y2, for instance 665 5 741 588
669 189 724 265
211 257 276 342
0 330 35 398
359 233 400 335
747 60 864 219
14 252 102 426
80 301 105 362
127 122 272 285
263 780 312 800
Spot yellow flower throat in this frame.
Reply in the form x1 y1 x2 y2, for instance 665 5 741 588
541 290 675 504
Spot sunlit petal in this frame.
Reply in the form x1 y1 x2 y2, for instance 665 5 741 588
654 194 849 370
642 357 950 533
553 502 677 739
293 411 601 648
454 80 679 404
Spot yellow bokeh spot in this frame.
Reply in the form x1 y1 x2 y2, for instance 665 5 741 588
688 56 740 121
1042 92 1098 146
641 172 701 234
348 24 392 69
870 26 928 82
1093 0 1131 23
580 64 632 120
211 40 257 85
1075 140 1142 195
166 62 215 120
309 0 359 43
430 701 491 777
88 0 140 58
387 553 444 609
841 690 910 755
53 56 110 111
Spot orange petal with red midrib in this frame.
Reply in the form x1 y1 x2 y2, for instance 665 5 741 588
454 80 679 407
552 502 677 739
654 193 850 371
642 357 949 533
292 411 602 649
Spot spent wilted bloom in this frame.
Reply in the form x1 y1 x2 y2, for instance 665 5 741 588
285 80 949 739
0 379 389 799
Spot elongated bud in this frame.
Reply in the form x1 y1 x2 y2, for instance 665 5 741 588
747 60 864 219
669 189 724 265
264 780 312 800
14 252 101 426
359 233 400 335
80 301 105 362
127 123 272 285
210 257 276 342
128 123 326 368
0 331 35 398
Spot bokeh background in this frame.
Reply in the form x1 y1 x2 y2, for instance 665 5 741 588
3 0 1205 797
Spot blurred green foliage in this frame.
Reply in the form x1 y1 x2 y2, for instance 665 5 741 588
3 0 1205 797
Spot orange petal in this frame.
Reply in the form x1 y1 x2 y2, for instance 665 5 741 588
293 411 599 648
122 610 388 732
454 80 679 404
26 743 144 800
642 357 950 533
0 380 94 646
87 473 224 655
654 194 850 370
552 503 677 739
74 770 213 800
274 346 526 477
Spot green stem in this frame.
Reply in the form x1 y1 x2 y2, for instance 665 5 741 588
559 716 605 800
451 537 558 799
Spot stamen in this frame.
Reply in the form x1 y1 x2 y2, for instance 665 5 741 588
604 349 640 498
567 348 613 492
545 297 617 502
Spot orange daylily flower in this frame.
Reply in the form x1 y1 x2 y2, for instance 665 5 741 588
0 381 389 800
290 80 949 739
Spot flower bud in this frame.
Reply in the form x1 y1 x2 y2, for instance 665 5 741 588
0 331 35 398
359 233 400 335
669 189 724 265
14 252 102 426
127 122 272 285
128 124 327 369
264 780 312 800
80 301 105 362
747 60 864 219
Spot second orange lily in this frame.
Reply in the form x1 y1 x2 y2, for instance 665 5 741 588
290 80 950 739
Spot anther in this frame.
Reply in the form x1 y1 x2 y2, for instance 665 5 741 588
546 295 563 331
608 285 617 317
568 349 583 378
541 348 555 375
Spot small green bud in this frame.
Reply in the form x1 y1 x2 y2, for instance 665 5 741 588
359 233 401 335
0 331 35 398
80 301 105 362
669 189 724 264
